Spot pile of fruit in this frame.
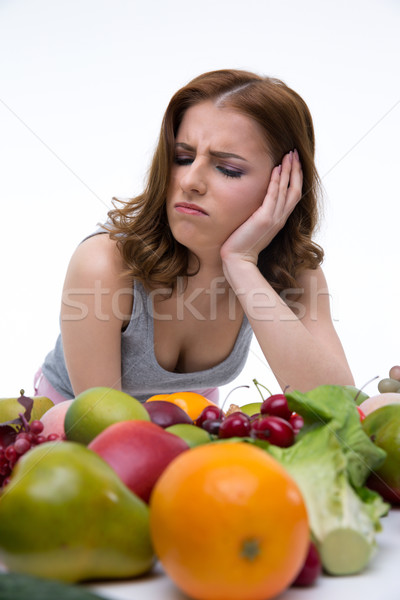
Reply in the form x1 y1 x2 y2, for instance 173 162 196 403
0 369 399 600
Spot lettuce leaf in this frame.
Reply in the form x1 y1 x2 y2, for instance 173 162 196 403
268 426 389 575
286 385 386 487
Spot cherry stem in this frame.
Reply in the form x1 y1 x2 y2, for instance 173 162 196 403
221 385 250 412
252 379 272 402
354 375 379 403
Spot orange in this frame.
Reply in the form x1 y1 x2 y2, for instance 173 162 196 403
150 442 309 600
145 393 170 402
146 391 218 420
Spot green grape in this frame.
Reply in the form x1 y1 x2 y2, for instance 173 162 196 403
378 378 400 394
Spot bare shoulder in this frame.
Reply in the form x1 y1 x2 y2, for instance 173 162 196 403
65 233 130 290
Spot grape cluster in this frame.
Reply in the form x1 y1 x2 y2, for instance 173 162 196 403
195 393 304 448
0 390 65 489
378 365 400 394
0 419 62 488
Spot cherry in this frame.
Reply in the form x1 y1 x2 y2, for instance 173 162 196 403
201 419 222 435
260 394 292 421
196 405 224 428
251 415 295 447
289 412 304 434
292 541 322 587
218 412 251 439
249 412 261 422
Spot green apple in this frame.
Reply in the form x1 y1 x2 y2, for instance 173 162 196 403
0 395 54 424
240 402 262 416
64 387 150 445
165 423 212 447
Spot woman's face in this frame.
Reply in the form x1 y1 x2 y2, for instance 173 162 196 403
166 100 274 257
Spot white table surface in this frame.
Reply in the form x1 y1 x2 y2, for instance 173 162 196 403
88 507 400 600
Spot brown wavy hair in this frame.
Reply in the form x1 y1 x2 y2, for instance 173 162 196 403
106 69 324 293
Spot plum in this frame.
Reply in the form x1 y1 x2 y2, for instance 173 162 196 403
144 400 193 428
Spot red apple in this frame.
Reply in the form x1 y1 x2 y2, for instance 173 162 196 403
88 420 189 502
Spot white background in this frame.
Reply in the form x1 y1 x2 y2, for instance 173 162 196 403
0 0 399 404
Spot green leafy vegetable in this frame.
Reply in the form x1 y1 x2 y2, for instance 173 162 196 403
286 385 386 487
0 573 104 600
268 426 389 576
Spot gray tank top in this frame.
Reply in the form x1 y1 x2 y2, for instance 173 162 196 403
42 234 253 403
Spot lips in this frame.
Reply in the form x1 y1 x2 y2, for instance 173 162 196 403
174 202 208 216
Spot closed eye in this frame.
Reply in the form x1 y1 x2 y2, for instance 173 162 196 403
174 155 243 179
217 166 243 179
174 155 193 166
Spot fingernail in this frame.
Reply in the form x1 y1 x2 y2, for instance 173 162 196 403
289 151 293 163
278 164 282 174
294 148 299 160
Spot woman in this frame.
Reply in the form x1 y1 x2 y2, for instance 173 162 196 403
35 69 354 404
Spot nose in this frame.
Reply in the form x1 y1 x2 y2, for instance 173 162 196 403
179 160 207 195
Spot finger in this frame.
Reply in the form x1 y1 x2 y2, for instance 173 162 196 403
274 151 293 212
278 151 293 193
262 165 281 212
286 149 303 208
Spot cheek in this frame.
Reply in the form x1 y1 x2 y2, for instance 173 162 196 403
231 181 267 217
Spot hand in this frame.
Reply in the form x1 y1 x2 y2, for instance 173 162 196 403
220 149 303 266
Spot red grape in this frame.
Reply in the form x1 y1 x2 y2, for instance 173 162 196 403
30 420 44 435
4 445 17 463
16 432 31 441
34 435 47 445
14 437 31 455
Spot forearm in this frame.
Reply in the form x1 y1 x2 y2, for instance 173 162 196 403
223 259 354 392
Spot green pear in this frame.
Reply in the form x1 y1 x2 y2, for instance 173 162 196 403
362 404 400 504
240 402 262 416
0 395 53 423
64 387 150 445
0 441 154 582
165 423 212 447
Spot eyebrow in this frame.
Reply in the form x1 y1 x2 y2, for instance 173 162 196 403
175 142 248 162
